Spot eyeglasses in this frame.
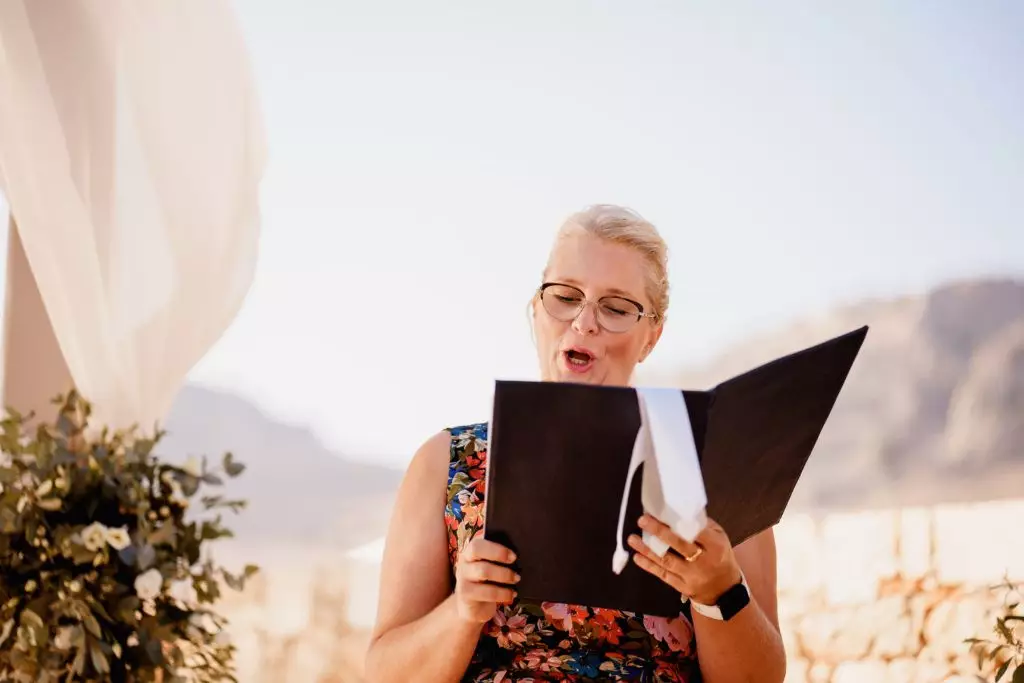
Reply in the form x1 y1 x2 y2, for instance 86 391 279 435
537 282 658 333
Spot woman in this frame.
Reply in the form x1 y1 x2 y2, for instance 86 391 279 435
365 205 786 682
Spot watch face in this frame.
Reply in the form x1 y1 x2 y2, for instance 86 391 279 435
718 582 751 620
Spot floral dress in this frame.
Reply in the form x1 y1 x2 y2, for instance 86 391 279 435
445 423 702 682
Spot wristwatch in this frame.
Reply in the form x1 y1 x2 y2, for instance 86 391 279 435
682 572 751 621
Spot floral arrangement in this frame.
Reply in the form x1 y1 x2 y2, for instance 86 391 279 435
0 391 257 682
966 575 1024 683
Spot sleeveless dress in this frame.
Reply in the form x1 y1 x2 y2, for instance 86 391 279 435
445 423 702 682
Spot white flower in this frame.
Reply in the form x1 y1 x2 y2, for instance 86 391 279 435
135 568 163 600
183 457 201 477
168 578 198 608
54 626 75 650
105 526 131 551
81 522 107 551
190 612 218 635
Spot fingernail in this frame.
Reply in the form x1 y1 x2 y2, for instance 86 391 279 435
637 516 649 528
514 573 521 582
508 551 517 562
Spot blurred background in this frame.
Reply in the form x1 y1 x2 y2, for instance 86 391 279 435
1 1 1021 681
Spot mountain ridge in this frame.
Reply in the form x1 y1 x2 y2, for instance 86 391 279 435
657 277 1024 512
159 276 1024 552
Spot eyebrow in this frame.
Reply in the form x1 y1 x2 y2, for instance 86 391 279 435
556 278 641 301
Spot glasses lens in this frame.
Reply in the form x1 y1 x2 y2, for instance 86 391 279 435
541 284 585 321
597 297 642 332
541 285 642 332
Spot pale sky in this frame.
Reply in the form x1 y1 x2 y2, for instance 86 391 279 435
2 1 1022 467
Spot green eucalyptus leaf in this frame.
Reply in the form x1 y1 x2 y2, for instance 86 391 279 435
88 638 110 674
115 596 140 624
0 390 255 681
222 452 245 477
178 474 200 497
138 543 157 570
19 609 43 630
118 544 138 566
0 619 12 646
72 643 88 675
82 612 102 639
201 472 224 486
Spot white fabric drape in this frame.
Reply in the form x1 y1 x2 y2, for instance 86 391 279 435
0 1 265 431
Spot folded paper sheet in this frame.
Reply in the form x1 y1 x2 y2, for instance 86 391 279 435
612 388 707 574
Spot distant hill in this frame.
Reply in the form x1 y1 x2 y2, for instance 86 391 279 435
657 277 1024 512
156 385 403 551
152 278 1023 554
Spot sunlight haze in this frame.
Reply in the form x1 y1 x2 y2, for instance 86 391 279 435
2 1 1021 467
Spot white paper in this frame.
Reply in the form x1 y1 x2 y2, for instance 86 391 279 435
612 387 708 574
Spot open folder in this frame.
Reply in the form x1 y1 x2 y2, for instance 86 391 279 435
483 325 868 617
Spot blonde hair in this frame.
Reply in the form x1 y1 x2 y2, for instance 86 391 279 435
546 204 670 322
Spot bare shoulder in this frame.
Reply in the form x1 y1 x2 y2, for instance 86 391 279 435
403 429 453 483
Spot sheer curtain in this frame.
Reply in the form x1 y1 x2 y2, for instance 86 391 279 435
0 1 266 432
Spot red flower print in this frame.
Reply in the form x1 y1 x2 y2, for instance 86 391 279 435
643 615 695 654
590 608 624 645
487 610 535 650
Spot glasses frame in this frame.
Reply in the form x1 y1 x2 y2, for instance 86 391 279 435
537 282 659 333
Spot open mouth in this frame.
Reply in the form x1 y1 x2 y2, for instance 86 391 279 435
563 348 595 372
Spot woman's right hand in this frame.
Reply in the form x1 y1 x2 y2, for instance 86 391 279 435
453 536 521 624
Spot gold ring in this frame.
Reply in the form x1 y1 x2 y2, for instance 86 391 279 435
682 546 704 562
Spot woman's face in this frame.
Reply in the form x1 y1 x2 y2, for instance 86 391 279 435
533 231 663 386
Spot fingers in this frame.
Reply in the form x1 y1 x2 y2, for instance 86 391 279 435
694 516 729 544
459 580 517 605
457 557 520 586
638 514 704 560
462 537 517 565
629 515 745 605
627 533 693 583
455 537 521 618
630 544 687 594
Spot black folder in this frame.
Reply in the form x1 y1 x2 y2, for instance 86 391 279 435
483 325 868 617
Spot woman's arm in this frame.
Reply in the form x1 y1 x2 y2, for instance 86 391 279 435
691 528 785 683
363 431 518 683
629 518 786 683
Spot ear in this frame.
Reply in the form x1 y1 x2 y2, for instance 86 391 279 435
639 322 665 363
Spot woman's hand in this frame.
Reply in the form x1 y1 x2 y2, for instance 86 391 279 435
453 537 520 624
628 514 743 606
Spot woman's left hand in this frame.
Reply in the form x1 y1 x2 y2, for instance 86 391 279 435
628 514 744 606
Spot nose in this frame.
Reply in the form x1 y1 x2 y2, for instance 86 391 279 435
571 301 600 336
